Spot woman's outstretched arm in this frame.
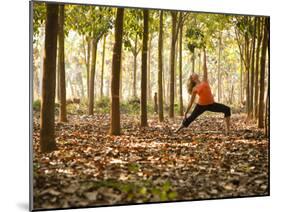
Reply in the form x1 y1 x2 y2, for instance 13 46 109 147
203 48 208 82
184 92 196 118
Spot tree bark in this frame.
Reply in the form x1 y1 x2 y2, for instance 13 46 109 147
191 52 195 74
265 85 269 137
245 34 250 115
88 39 98 115
78 72 84 98
86 38 91 99
56 48 60 103
110 8 124 135
258 18 269 128
100 34 106 98
249 18 256 118
40 4 59 153
218 33 222 102
120 57 123 101
254 17 262 119
147 37 152 102
179 23 183 116
154 92 158 113
133 35 138 97
174 39 178 102
240 51 243 104
169 12 177 118
141 10 149 127
158 10 164 122
198 51 201 76
58 5 67 122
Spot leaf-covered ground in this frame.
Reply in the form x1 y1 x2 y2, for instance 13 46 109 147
32 113 269 210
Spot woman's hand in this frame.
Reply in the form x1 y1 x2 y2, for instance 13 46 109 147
184 111 188 119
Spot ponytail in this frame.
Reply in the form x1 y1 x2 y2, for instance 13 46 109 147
187 77 196 95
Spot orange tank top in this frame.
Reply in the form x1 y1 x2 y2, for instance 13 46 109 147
194 81 214 105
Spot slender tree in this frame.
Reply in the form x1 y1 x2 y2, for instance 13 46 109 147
58 5 67 122
169 12 183 118
249 18 256 118
265 86 269 137
140 10 149 127
100 34 107 98
158 10 164 122
40 4 59 153
254 17 262 119
88 38 98 115
217 32 222 102
110 8 124 135
178 23 184 116
86 37 91 98
258 18 269 128
147 37 152 102
133 35 140 97
239 47 244 104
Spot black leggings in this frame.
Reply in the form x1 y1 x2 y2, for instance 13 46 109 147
182 103 231 128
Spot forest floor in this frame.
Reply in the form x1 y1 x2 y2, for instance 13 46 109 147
32 112 269 210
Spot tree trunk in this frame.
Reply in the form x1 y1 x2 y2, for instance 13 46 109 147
198 51 201 76
141 10 149 127
40 4 59 153
78 72 84 98
179 23 183 116
245 34 250 115
169 12 177 118
191 52 195 74
249 18 256 118
100 34 106 98
110 8 124 135
56 48 60 103
158 10 164 122
218 33 222 102
88 39 98 115
240 51 243 104
58 5 67 122
154 92 158 113
39 27 45 97
265 85 269 137
254 17 262 119
147 37 152 102
120 57 123 101
258 18 269 128
87 38 91 99
133 35 138 97
174 39 178 102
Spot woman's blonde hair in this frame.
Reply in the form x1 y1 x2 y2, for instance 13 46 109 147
187 76 196 95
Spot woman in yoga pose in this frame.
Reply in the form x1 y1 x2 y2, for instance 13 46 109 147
175 49 231 134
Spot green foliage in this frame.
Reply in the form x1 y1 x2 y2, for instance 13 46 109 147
185 27 205 53
121 98 140 115
95 96 110 113
32 2 46 39
128 163 141 173
234 16 255 38
65 5 114 39
82 179 178 202
184 13 232 52
66 103 77 114
123 9 143 53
